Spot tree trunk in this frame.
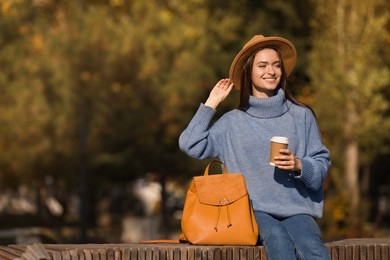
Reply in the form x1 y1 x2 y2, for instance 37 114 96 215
361 164 370 197
345 140 359 214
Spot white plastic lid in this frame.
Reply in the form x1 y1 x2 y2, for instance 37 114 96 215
270 136 289 144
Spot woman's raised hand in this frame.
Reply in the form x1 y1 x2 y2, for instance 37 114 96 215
204 78 234 109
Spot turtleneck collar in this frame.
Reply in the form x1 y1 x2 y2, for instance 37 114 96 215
245 88 291 118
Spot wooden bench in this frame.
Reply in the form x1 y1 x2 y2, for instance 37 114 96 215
0 238 389 260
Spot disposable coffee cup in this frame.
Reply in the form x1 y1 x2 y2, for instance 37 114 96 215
269 136 289 166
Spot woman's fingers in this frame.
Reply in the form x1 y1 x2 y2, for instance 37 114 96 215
217 78 233 90
274 149 300 171
205 79 233 109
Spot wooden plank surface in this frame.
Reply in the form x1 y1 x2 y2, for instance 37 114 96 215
0 239 389 259
0 246 22 260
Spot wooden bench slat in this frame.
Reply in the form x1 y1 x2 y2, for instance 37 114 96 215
0 246 24 259
61 250 71 260
83 249 92 260
47 250 62 260
25 243 50 260
114 250 121 260
106 248 115 260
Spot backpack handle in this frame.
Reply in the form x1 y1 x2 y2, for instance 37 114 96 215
203 159 228 176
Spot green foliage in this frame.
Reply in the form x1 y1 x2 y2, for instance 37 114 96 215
309 0 390 163
308 0 390 237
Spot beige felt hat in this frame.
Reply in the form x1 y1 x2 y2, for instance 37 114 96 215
229 35 297 90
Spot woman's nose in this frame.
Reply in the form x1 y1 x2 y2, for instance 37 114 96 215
266 65 275 74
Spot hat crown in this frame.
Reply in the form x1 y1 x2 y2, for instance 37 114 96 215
243 35 266 49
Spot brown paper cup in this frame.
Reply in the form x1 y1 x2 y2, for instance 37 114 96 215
269 136 289 166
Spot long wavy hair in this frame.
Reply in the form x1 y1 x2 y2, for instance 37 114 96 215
238 46 312 114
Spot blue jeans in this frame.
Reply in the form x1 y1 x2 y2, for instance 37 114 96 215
255 212 330 260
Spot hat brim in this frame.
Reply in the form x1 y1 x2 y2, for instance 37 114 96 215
229 36 297 90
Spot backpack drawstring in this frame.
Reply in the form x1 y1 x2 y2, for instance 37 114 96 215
214 198 232 232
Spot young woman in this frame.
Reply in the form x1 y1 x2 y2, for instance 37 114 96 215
179 35 331 259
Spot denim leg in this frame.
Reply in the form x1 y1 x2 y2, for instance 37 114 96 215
255 211 296 260
282 214 331 260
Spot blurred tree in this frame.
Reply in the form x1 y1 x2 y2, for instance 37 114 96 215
0 0 314 187
308 0 390 235
0 0 70 187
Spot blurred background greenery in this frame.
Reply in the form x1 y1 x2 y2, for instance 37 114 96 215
0 0 389 244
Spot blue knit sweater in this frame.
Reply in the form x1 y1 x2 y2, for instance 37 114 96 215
179 88 331 219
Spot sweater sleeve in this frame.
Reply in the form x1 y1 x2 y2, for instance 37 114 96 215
178 103 220 159
296 111 331 191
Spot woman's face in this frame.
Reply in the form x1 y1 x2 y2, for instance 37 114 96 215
251 48 282 98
